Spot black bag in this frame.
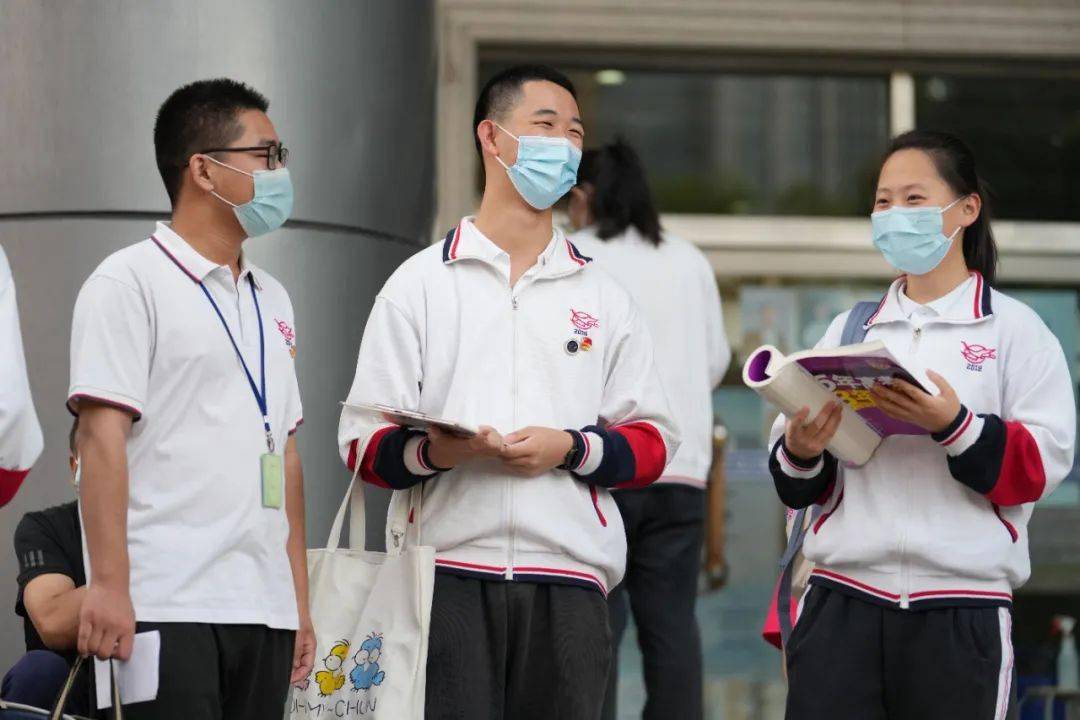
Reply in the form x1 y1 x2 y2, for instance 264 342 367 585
0 655 122 720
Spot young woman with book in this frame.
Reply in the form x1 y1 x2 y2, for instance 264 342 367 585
770 130 1075 720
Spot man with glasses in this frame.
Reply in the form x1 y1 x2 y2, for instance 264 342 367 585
68 78 313 718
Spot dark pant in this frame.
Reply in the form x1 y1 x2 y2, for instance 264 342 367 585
602 484 705 720
1 649 83 713
115 622 294 720
786 585 1018 720
425 573 611 720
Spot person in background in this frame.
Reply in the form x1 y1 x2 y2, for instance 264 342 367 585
2 419 93 715
771 130 1075 719
0 245 44 507
339 65 679 720
568 139 731 720
67 78 314 718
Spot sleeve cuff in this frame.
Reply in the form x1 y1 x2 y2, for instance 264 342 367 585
66 388 144 420
932 406 984 456
403 434 450 476
566 429 604 477
775 440 825 479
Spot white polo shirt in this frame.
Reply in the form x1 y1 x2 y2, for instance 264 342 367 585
0 245 43 506
68 222 303 630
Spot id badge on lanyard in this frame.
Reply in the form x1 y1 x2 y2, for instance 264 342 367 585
155 239 284 509
200 277 284 509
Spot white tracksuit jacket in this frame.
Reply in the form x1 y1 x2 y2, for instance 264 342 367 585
770 273 1075 609
0 246 43 507
338 218 680 594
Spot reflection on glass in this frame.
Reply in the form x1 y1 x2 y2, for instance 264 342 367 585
916 74 1080 221
479 63 890 216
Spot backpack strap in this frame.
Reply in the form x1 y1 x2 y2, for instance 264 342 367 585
840 300 880 346
776 504 823 647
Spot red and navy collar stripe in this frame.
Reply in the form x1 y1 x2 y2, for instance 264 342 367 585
565 239 592 266
442 223 592 268
441 223 463 263
867 271 993 327
864 290 890 327
151 235 201 283
972 271 992 319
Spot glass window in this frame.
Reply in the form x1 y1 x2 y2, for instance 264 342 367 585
479 63 890 216
915 74 1080 221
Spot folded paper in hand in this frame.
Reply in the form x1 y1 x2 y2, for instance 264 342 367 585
94 630 160 709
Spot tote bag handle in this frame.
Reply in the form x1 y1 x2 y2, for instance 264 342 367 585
49 655 122 720
327 437 424 554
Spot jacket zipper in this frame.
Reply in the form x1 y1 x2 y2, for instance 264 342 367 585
505 290 518 580
898 324 924 609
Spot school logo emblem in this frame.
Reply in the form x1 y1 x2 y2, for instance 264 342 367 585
276 319 297 358
570 309 600 331
961 341 996 372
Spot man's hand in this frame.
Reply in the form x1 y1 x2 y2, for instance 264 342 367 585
291 615 316 685
784 402 843 461
426 425 504 469
77 582 135 661
500 427 574 477
869 370 961 434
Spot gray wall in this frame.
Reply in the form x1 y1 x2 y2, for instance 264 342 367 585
0 0 434 668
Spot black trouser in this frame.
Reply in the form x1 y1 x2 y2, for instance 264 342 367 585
114 622 294 720
602 484 705 720
425 573 611 720
786 585 1017 720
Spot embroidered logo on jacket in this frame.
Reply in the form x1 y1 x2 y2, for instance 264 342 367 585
570 309 600 331
567 310 599 356
276 319 297 358
961 341 996 372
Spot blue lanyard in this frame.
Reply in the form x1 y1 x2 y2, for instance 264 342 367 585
152 237 274 453
199 278 275 453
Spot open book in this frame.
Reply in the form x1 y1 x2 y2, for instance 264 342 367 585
742 340 938 466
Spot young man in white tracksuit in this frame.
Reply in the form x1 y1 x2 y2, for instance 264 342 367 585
338 65 678 720
0 246 43 508
772 130 1075 720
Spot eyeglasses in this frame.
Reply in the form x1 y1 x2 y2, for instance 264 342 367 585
197 142 289 170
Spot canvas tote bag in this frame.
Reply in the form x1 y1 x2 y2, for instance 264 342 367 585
287 460 435 719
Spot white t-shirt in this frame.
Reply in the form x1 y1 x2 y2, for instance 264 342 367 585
0 245 43 505
569 226 730 487
68 222 303 629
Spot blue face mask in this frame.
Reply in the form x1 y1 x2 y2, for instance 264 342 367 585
207 156 294 237
871 196 965 276
494 122 581 210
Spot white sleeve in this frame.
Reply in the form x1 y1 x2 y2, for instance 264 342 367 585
337 295 423 471
700 260 731 388
0 247 43 504
68 275 151 418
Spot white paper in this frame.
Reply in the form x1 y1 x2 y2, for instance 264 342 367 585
94 630 161 709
